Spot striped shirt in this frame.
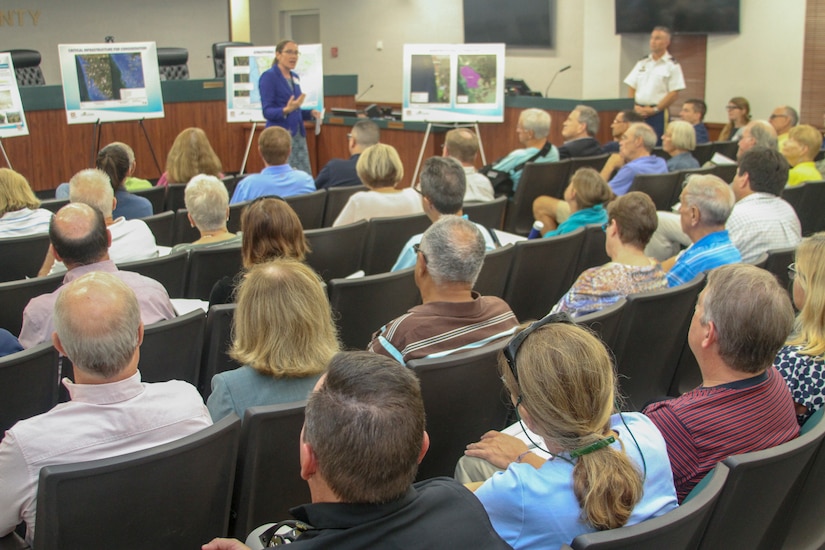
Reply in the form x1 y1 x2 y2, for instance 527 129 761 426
643 367 798 502
369 293 519 365
667 230 742 287
0 208 53 239
727 193 801 264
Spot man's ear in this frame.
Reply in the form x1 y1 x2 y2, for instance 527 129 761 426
52 331 66 356
50 243 64 263
300 440 318 481
417 431 430 464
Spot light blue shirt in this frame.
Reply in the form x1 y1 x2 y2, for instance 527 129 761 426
493 144 560 191
391 219 497 272
230 164 314 204
543 204 608 238
667 230 741 287
609 155 668 196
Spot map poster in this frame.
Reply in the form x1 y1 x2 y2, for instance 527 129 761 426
58 42 165 125
0 53 29 138
225 44 324 124
402 43 505 123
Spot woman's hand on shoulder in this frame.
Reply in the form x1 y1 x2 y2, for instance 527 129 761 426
465 430 529 470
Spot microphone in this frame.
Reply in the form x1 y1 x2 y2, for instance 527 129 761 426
356 84 374 101
544 65 572 98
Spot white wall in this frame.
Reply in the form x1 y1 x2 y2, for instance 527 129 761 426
2 0 230 84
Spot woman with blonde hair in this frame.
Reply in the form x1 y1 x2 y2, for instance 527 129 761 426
718 97 751 141
775 232 825 424
0 168 53 238
170 175 239 253
534 168 612 237
461 316 677 548
332 143 423 226
156 127 223 187
207 258 339 421
663 120 700 172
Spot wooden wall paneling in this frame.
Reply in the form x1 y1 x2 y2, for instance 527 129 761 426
802 0 825 125
665 35 707 119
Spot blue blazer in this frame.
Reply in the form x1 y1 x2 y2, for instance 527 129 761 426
259 65 314 136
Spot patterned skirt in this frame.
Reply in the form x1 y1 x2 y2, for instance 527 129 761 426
289 133 312 175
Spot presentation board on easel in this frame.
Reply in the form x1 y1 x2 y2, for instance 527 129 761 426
402 43 505 123
224 44 324 123
0 53 29 138
57 42 165 124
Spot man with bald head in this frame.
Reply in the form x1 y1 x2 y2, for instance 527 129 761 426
18 203 174 348
443 128 494 202
770 105 799 151
1 272 210 544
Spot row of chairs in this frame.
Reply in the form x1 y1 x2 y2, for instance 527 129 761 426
629 163 739 211
650 139 740 166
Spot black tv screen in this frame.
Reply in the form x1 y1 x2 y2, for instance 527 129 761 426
463 0 554 48
615 0 740 34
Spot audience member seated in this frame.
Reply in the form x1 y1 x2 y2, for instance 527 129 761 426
0 271 210 545
392 157 497 272
647 146 800 264
775 233 825 424
43 169 158 275
207 259 339 421
443 128 494 202
552 192 666 317
710 118 777 166
171 175 240 253
332 144 422 227
770 105 799 151
209 197 308 305
58 144 153 219
601 109 644 154
531 168 612 238
203 351 510 549
156 127 223 187
314 119 380 190
662 175 741 286
663 120 700 171
18 204 175 348
718 96 751 142
557 105 604 159
782 124 823 187
679 98 709 144
599 123 667 196
457 316 678 549
0 328 22 358
488 108 559 193
0 168 52 238
111 141 153 192
370 216 518 364
231 127 314 203
644 264 799 501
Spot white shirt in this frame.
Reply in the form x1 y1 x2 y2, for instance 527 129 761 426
463 166 495 203
0 371 212 544
727 193 801 264
50 217 159 274
624 52 686 105
333 187 424 227
0 208 52 238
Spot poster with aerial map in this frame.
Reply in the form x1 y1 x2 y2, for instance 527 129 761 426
225 44 323 123
58 42 164 124
402 43 505 123
0 52 29 138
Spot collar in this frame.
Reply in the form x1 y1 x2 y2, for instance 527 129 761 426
462 165 478 175
291 487 416 529
417 291 483 316
63 371 144 404
736 192 779 205
692 229 731 247
2 208 41 220
262 164 294 175
64 259 118 283
648 51 674 63
709 369 769 391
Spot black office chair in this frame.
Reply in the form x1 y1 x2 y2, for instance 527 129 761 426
164 183 187 212
0 233 51 282
576 299 626 353
131 186 166 214
709 163 738 184
138 210 175 247
0 343 60 439
692 142 714 166
39 198 69 214
304 220 368 282
232 401 310 539
762 246 796 296
0 273 63 337
629 172 682 210
200 303 240 399
504 160 572 236
361 213 431 275
185 244 243 300
138 310 206 387
569 153 610 174
212 41 253 78
463 195 507 230
284 190 326 230
33 414 241 550
574 223 611 277
322 185 368 227
5 49 45 86
782 180 825 236
117 250 189 299
408 340 512 480
711 140 739 160
156 47 190 80
473 243 515 298
227 200 250 234
171 208 201 245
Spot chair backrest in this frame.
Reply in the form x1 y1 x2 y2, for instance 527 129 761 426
138 309 206 387
629 172 682 210
565 464 729 550
34 414 241 550
711 140 739 160
575 223 611 277
284 190 326 230
361 212 431 275
323 185 368 227
692 142 714 165
0 272 63 337
139 210 175 247
156 47 190 80
6 49 46 86
185 243 243 300
221 174 244 198
200 303 240 399
304 220 368 282
172 208 202 245
709 163 738 184
781 180 825 236
0 233 51 283
408 340 512 480
697 411 825 550
328 268 420 350
131 186 166 214
576 299 626 352
118 251 189 299
502 227 586 322
762 245 796 294
463 195 507 230
611 275 705 411
228 200 250 234
504 160 572 235
39 198 69 214
232 401 310 539
212 41 253 78
164 183 187 212
569 153 610 174
0 343 60 439
651 146 670 160
473 243 515 298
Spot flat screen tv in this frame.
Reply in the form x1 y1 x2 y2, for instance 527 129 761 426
615 0 740 34
463 0 553 48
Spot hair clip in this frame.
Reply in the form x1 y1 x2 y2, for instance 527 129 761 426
569 435 616 458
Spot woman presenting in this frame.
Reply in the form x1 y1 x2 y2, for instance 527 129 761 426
259 39 320 175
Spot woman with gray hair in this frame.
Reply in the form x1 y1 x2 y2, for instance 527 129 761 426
171 175 239 253
662 120 699 172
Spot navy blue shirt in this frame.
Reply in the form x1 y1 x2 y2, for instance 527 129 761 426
315 154 362 190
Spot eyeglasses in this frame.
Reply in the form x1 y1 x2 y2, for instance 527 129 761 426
503 312 574 386
412 242 428 263
346 133 352 139
788 262 797 281
725 105 741 111
412 181 424 196
770 114 789 120
281 49 300 56
601 220 611 232
612 118 626 124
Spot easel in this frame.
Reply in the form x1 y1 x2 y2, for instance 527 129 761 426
0 138 12 169
411 122 486 188
239 121 259 175
89 118 162 175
